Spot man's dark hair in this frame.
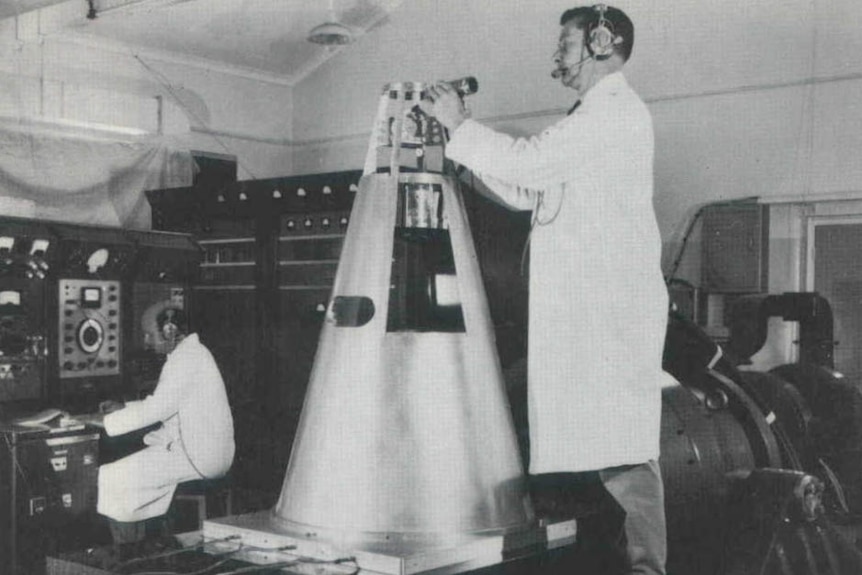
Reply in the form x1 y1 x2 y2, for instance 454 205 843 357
560 5 634 62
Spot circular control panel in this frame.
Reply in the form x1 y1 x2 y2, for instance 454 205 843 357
58 279 121 378
77 318 104 354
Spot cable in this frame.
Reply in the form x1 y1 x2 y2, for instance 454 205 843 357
533 188 564 227
519 187 563 276
240 545 297 553
124 548 243 574
665 203 707 284
818 457 851 515
175 414 207 480
115 535 241 572
182 551 242 575
127 544 245 575
3 433 27 482
664 196 759 285
122 545 357 575
214 561 298 575
216 555 359 575
798 0 819 202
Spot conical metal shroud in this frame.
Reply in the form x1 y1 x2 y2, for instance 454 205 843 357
272 171 534 548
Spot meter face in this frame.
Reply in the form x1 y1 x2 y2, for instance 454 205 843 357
81 287 102 308
0 290 21 306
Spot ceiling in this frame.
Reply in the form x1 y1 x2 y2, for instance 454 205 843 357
1 0 402 84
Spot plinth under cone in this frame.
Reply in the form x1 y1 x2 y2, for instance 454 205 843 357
273 172 534 547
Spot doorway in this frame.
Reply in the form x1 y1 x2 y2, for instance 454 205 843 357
807 215 862 381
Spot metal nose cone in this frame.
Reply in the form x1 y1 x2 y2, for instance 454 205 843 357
272 82 534 550
272 172 533 547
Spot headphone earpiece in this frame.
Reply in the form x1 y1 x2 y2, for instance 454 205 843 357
588 4 622 60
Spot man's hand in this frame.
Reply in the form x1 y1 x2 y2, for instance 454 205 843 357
78 413 106 428
420 83 469 132
99 400 125 414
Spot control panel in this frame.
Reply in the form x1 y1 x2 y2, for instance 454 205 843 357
57 279 121 378
0 223 52 402
0 283 47 402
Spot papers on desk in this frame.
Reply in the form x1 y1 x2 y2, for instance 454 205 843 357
14 408 86 431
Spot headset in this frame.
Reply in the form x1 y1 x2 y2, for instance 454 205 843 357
587 4 623 61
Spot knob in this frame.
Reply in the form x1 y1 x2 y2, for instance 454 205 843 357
82 329 99 348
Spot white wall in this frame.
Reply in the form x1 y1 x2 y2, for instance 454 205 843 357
292 0 862 282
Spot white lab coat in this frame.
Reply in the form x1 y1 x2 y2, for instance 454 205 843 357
98 333 235 522
446 72 668 473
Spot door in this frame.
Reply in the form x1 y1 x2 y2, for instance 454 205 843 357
808 215 862 382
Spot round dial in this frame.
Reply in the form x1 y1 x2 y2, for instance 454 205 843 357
77 318 104 354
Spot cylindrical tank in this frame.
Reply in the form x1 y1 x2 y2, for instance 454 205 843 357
772 363 862 515
661 383 757 533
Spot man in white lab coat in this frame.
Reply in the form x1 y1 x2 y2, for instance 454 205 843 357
85 329 235 542
425 5 668 574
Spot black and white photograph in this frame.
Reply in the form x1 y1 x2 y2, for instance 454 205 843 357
0 1 861 574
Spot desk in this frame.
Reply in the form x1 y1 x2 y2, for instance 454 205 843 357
47 529 576 575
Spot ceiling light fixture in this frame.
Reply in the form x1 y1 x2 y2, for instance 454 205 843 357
307 0 353 45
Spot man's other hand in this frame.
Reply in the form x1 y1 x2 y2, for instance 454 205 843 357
79 413 106 428
420 83 469 132
99 400 125 414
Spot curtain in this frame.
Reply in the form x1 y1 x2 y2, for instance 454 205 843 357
0 127 194 229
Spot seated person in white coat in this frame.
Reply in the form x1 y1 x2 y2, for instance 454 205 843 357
86 328 235 542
